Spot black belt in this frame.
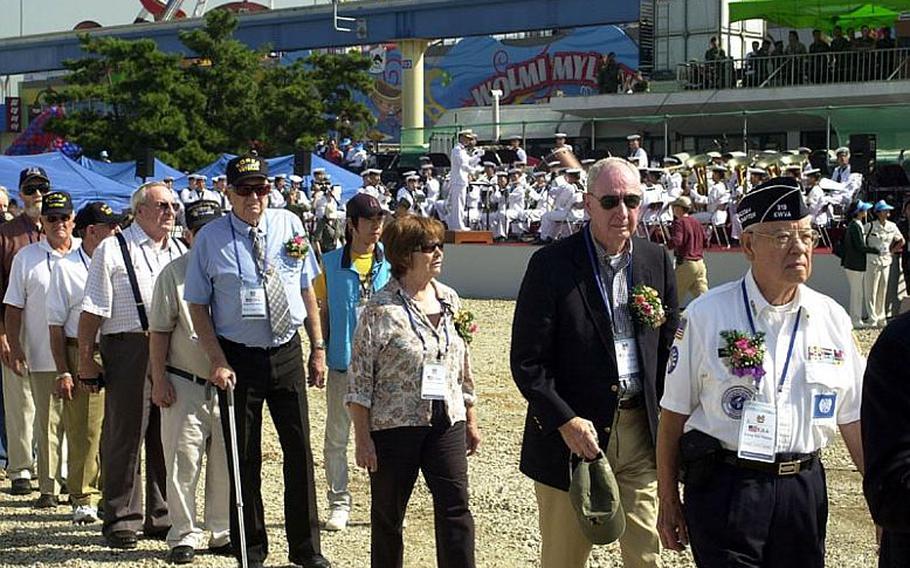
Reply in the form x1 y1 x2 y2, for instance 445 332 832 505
720 449 819 476
618 395 644 410
166 365 208 387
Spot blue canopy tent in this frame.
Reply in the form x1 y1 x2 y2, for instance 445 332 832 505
79 156 184 186
0 151 134 211
174 153 362 203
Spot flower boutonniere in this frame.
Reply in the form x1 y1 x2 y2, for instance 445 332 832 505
453 309 478 345
719 330 767 385
284 234 310 260
629 284 666 328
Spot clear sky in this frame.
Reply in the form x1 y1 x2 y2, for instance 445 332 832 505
0 0 322 39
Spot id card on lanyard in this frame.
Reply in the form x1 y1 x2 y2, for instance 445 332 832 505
399 290 450 401
736 280 801 463
230 216 269 320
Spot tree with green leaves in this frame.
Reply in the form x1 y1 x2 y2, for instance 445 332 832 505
47 10 375 171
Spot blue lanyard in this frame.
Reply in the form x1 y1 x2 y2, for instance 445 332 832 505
228 213 268 282
583 225 633 328
398 289 450 361
77 248 89 270
45 252 52 272
740 279 801 392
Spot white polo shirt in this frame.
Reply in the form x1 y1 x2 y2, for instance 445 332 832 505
4 238 82 372
47 246 92 339
661 269 864 454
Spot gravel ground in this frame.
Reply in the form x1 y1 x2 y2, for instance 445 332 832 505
0 300 882 567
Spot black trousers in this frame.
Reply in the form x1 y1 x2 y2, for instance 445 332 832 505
683 459 828 568
217 334 321 564
880 530 910 567
99 333 169 535
369 402 475 568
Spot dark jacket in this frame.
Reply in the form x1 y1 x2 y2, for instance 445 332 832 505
862 312 910 567
841 219 877 271
510 232 679 490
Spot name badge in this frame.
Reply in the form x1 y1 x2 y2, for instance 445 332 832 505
737 400 777 463
241 285 268 319
615 338 640 378
420 363 448 400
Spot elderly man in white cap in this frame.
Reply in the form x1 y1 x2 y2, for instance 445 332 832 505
832 147 851 183
445 130 483 231
627 134 648 168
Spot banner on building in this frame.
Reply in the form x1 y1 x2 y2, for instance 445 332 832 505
5 97 21 133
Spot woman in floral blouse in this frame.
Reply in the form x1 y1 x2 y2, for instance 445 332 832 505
347 215 480 568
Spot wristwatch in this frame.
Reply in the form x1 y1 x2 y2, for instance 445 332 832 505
313 340 327 350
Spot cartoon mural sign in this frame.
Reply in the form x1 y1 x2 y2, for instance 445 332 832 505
362 25 639 140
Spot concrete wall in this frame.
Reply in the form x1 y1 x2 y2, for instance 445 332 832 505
440 244 856 307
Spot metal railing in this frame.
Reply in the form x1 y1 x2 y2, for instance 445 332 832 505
677 47 910 91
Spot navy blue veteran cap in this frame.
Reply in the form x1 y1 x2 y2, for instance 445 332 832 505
226 154 269 186
74 202 124 231
185 200 223 231
19 166 49 187
41 191 74 216
737 177 809 231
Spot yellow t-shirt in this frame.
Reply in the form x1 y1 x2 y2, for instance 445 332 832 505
314 250 375 301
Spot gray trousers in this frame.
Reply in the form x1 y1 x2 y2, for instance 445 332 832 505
100 333 169 536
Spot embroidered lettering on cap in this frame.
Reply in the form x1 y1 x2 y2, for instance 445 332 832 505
236 158 261 173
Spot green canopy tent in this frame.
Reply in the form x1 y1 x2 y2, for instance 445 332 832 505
729 0 910 30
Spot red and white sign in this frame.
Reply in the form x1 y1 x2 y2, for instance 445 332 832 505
5 97 21 133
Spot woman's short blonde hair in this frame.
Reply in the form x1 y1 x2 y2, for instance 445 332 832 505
382 214 445 279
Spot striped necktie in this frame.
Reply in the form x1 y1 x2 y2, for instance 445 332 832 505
249 227 292 338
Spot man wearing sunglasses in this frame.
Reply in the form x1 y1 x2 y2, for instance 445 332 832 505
512 157 679 568
185 154 331 568
5 191 81 509
79 181 186 549
658 177 867 567
0 166 50 495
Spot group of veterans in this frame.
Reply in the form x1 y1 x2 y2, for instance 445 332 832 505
0 151 908 568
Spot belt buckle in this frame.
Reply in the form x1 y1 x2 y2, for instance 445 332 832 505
777 460 800 476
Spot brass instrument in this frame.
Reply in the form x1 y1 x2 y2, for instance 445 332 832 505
754 152 781 178
684 154 709 195
543 146 582 172
726 154 750 189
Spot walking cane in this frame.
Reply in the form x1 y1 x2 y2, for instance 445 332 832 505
226 383 249 568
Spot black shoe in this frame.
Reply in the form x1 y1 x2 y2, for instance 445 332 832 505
105 530 138 550
167 545 195 565
144 527 170 541
10 479 33 495
207 543 233 556
289 553 332 568
34 494 59 508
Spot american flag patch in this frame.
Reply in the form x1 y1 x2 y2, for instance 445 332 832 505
675 318 687 341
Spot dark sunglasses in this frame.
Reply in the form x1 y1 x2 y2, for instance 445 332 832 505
21 183 51 196
234 184 271 197
45 214 70 224
150 201 179 213
415 242 444 254
593 193 642 210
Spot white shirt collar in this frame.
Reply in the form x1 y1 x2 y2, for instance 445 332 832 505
743 268 803 318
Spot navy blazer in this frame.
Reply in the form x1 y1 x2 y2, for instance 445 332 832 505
510 231 679 490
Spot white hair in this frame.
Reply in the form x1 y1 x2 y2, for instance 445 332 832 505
0 186 8 202
585 157 640 193
130 181 168 211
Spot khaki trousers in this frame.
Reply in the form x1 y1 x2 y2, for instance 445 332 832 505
29 370 65 495
536 407 661 568
324 369 352 512
2 363 35 480
62 343 104 507
675 259 708 306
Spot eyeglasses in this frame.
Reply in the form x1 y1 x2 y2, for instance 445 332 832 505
233 184 271 197
414 242 444 254
45 214 70 224
592 193 642 210
149 201 179 213
21 183 50 196
749 229 820 249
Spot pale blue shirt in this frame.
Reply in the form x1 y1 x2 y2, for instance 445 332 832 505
184 209 319 348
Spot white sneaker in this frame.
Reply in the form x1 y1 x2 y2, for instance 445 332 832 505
324 509 349 531
73 505 100 525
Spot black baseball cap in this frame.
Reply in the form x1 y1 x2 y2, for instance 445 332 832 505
346 193 386 221
226 154 269 186
41 191 74 216
185 200 223 231
74 202 125 231
19 167 49 188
